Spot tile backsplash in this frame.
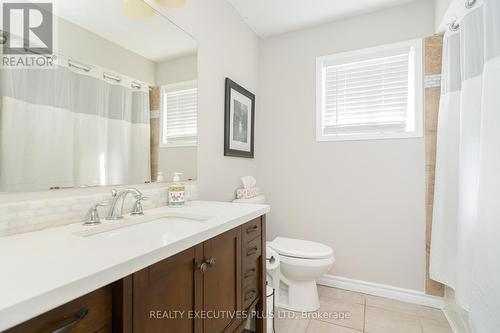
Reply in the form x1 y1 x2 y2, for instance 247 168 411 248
0 183 197 237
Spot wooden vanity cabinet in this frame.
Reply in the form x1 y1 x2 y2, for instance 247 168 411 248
3 216 266 333
122 216 266 333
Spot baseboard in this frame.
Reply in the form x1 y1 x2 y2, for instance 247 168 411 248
441 288 473 333
317 274 444 309
443 308 470 333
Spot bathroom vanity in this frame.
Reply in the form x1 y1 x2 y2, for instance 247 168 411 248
0 1 273 331
0 201 269 333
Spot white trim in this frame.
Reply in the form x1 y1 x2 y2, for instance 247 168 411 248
317 274 444 309
442 287 473 333
315 39 424 143
161 140 197 148
159 80 198 148
443 308 471 333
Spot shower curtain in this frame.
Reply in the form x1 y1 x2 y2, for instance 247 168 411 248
0 63 151 192
430 0 500 331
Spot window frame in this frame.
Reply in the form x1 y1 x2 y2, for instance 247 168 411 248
315 39 424 142
159 80 198 148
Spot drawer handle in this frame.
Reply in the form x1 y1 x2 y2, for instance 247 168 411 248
51 308 89 333
244 289 257 301
246 246 258 256
244 268 256 278
246 225 258 233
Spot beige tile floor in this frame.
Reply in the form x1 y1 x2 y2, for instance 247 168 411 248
273 286 453 333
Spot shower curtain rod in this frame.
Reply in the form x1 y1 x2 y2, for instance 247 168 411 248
68 59 91 72
1 31 149 91
103 72 122 83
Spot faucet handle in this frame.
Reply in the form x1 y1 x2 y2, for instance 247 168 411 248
134 193 149 201
84 202 107 226
131 196 147 216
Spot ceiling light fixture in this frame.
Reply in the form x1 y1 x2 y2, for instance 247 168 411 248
122 0 155 18
155 0 186 8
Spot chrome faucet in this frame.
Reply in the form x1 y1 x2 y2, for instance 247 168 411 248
106 188 144 220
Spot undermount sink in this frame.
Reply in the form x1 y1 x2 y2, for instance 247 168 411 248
74 213 212 246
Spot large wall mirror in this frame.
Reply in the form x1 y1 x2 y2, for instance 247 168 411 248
0 0 198 193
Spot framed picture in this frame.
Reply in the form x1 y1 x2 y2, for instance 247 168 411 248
224 78 255 158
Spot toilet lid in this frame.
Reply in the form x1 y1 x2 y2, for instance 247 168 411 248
269 237 333 259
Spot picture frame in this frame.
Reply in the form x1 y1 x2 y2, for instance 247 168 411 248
224 78 255 158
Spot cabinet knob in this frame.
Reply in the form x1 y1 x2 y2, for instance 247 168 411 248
198 258 216 273
206 258 216 268
199 262 208 273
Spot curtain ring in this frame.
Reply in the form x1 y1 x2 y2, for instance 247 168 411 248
450 20 460 31
465 0 477 9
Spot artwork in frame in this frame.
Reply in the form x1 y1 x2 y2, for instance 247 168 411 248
224 78 255 158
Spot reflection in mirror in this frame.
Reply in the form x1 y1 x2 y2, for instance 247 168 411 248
0 0 197 193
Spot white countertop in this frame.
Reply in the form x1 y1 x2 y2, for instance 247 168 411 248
0 201 270 331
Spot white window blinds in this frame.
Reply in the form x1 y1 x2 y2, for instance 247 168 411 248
162 82 197 147
316 40 423 141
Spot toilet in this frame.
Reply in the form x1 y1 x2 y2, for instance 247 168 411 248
231 192 334 313
268 237 335 312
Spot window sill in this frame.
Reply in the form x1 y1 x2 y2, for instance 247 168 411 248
316 131 423 142
160 142 197 148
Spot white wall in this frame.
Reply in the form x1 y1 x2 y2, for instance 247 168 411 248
57 17 156 84
257 0 435 291
146 0 259 201
435 0 454 31
156 54 197 85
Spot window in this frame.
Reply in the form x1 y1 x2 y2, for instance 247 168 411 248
160 81 197 147
316 39 423 142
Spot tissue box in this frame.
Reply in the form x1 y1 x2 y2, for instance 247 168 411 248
236 187 260 199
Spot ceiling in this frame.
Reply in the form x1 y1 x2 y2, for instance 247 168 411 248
55 0 197 62
226 0 415 38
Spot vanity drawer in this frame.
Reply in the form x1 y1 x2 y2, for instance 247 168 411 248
242 259 260 288
241 235 261 310
242 218 262 244
242 278 259 310
242 236 262 270
4 286 112 333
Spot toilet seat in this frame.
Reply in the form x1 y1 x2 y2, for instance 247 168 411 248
269 237 334 259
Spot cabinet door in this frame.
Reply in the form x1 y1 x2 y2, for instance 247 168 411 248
132 246 203 333
203 228 242 333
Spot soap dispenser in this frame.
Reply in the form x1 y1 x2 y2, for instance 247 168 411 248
168 172 185 207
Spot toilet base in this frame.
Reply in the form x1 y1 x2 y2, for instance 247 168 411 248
277 276 320 312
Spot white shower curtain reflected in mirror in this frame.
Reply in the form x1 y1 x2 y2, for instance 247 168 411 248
430 0 500 331
0 62 151 192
